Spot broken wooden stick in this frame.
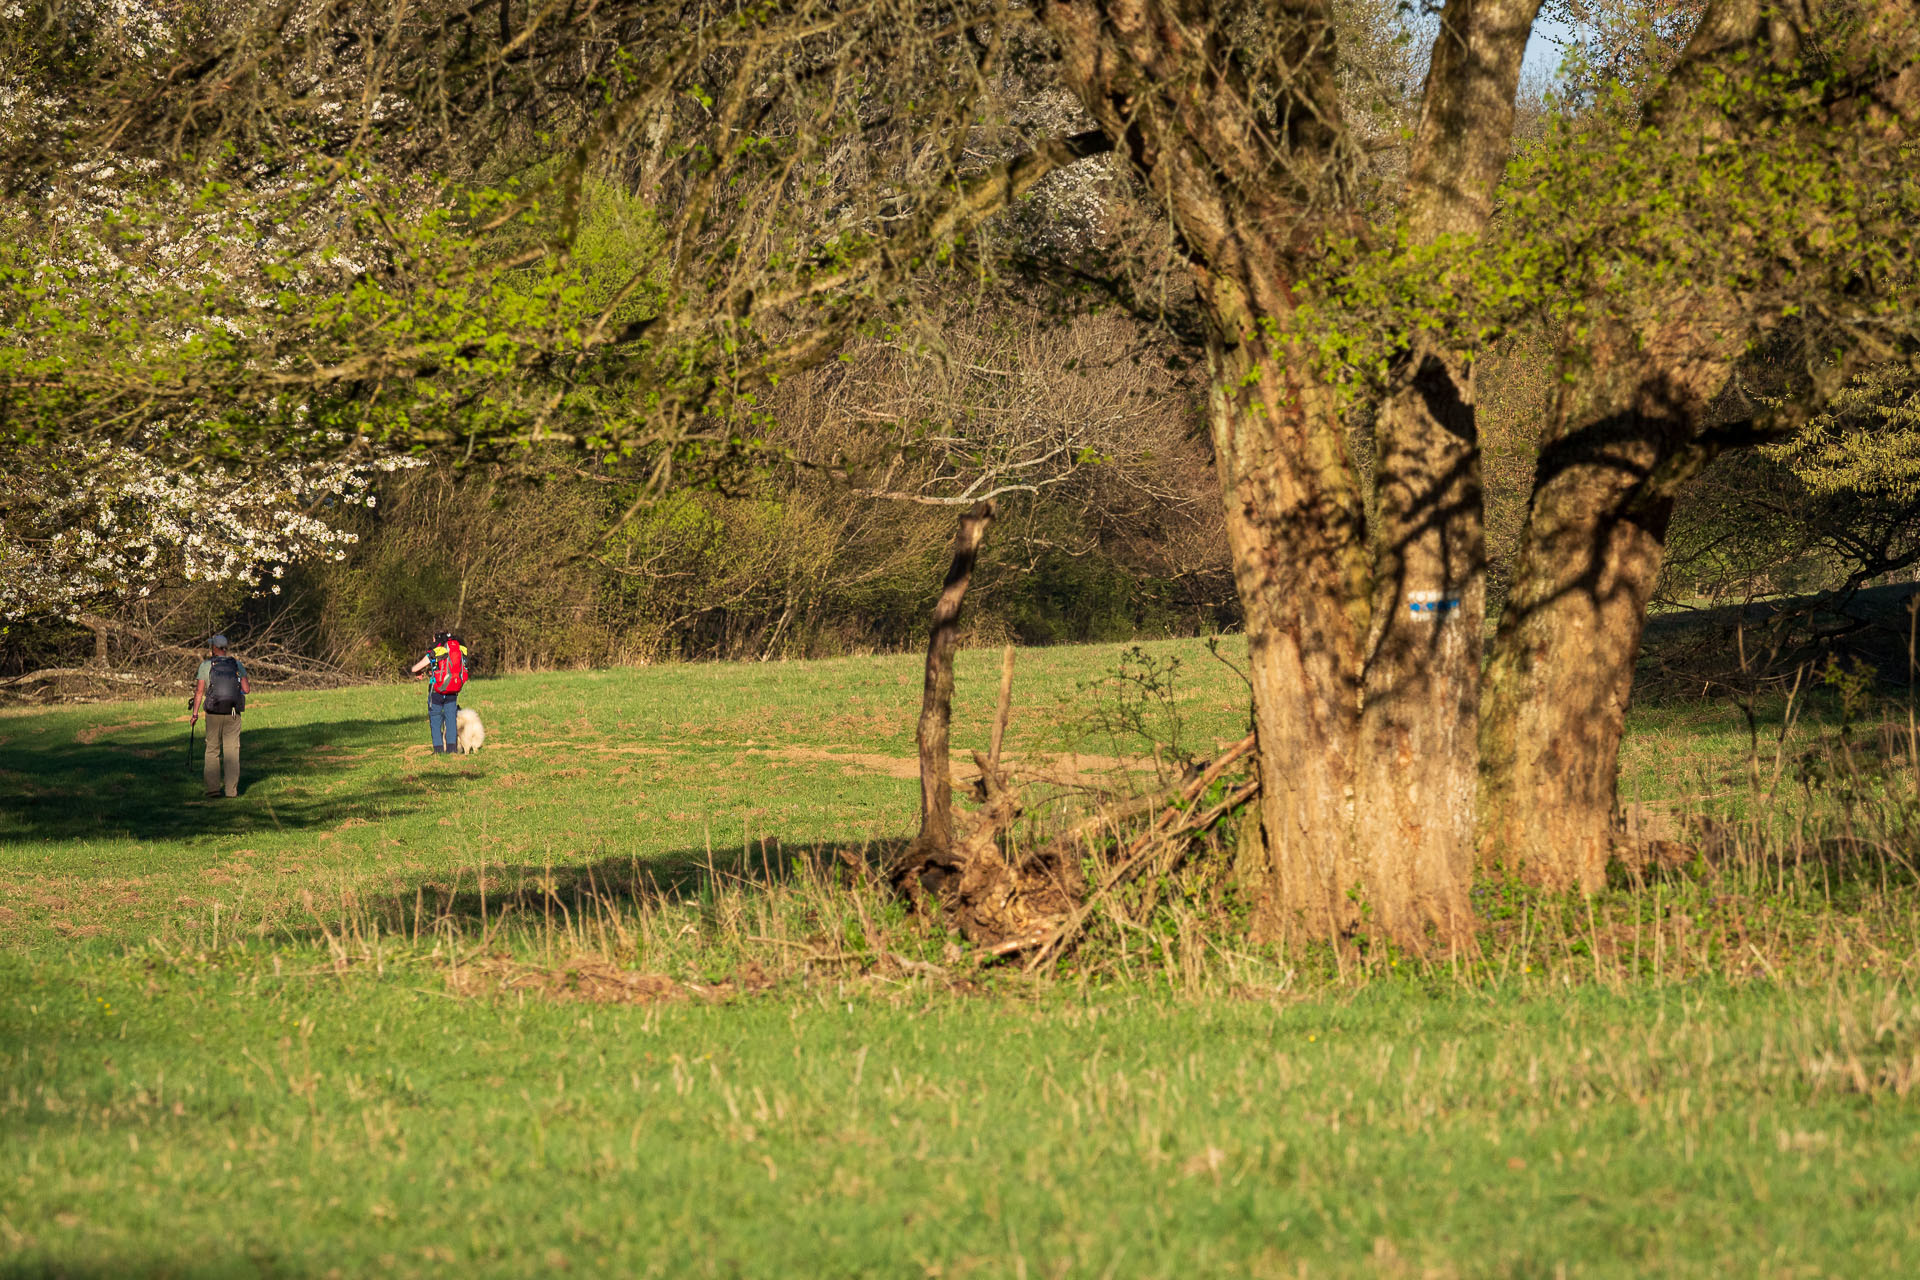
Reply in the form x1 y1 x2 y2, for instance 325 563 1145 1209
988 643 1015 769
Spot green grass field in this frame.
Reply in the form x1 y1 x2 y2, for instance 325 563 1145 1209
4 639 1919 1276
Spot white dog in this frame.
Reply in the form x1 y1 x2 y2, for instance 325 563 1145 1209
455 707 486 754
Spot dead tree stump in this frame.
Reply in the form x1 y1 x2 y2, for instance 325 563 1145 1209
889 503 1081 949
890 500 994 899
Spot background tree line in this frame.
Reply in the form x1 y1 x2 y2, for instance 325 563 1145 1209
15 300 1917 690
3 294 1240 676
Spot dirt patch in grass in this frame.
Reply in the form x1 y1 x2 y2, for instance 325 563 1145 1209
483 738 1155 786
441 956 774 1004
822 708 912 740
757 746 920 779
0 874 159 940
437 952 978 1005
485 741 675 761
74 719 160 745
309 746 379 761
766 744 1156 788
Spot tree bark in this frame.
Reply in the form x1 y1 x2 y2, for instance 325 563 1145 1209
1207 336 1369 938
1351 0 1538 943
891 500 994 896
1354 351 1484 938
1037 0 1376 938
889 510 1085 948
1478 342 1701 889
1038 0 1538 947
1476 0 1832 889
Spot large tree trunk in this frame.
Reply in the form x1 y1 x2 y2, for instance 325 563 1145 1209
1355 350 1484 939
1477 356 1687 889
1035 0 1379 939
1478 312 1749 888
1476 0 1819 889
1206 336 1370 938
1346 0 1536 944
1037 0 1539 948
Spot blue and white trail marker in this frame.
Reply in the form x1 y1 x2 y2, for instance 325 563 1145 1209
1408 589 1462 618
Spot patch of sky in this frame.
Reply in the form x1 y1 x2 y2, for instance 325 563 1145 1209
1521 13 1578 86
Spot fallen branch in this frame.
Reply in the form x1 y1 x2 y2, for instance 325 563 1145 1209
1022 735 1260 972
1019 732 1256 866
0 667 155 688
76 613 349 681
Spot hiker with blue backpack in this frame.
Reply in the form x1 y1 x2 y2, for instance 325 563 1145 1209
189 634 250 798
409 630 473 753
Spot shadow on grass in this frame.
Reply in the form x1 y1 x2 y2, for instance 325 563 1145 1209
0 1264 304 1279
1638 581 1920 698
0 714 440 844
334 836 913 940
1598 825 1920 902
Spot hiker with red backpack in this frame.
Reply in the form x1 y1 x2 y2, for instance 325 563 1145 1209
409 630 473 753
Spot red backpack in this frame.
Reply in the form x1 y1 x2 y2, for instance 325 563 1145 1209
432 638 469 695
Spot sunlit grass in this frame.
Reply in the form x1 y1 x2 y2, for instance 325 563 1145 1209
4 639 1920 1274
5 955 1919 1276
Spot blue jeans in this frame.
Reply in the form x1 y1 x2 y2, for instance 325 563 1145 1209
428 692 459 751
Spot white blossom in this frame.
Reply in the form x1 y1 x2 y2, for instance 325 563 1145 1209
0 441 421 620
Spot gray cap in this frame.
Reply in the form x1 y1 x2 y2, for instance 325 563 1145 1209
208 634 229 648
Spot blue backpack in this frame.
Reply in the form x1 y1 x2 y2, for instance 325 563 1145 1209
205 656 246 714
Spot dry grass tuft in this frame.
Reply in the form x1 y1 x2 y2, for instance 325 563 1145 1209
445 957 711 1004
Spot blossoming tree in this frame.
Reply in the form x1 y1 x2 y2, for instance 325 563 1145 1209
0 444 416 620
